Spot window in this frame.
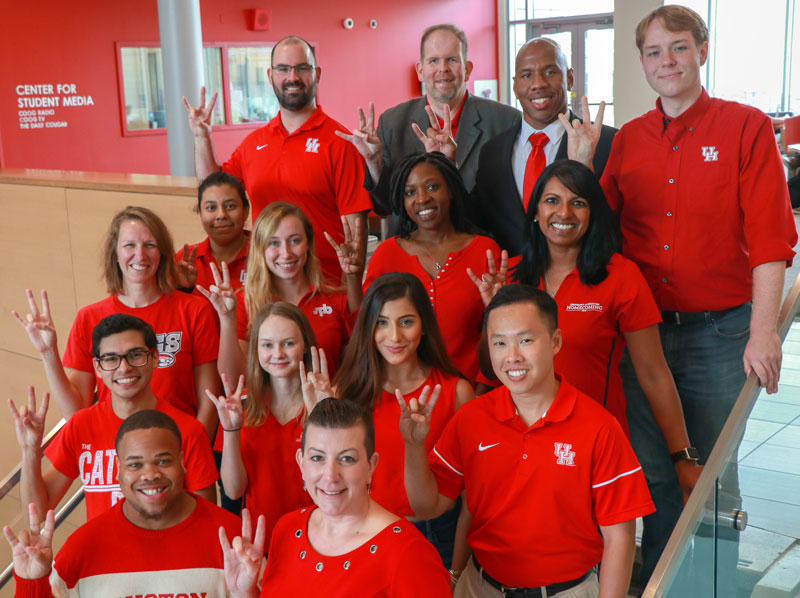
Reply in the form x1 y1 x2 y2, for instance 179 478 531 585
117 42 279 136
506 2 614 125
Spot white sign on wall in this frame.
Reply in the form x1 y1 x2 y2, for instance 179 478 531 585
16 83 95 130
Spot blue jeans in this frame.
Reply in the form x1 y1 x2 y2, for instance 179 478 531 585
413 495 461 569
620 303 749 590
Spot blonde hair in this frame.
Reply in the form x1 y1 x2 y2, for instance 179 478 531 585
102 206 176 295
243 202 333 335
244 302 317 426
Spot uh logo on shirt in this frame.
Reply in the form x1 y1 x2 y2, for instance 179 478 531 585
156 331 183 368
79 446 124 505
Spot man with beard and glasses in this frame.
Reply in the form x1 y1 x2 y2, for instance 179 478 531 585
5 410 241 598
184 36 372 284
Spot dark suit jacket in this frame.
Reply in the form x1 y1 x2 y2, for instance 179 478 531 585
366 93 521 218
471 112 617 256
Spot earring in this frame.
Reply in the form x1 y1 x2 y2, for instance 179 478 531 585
303 483 307 491
533 217 538 223
367 483 372 494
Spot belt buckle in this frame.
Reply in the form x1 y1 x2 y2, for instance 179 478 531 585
675 311 681 325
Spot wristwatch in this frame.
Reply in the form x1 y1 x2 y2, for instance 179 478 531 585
670 447 699 464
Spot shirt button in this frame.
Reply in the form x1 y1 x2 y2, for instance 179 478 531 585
672 146 678 151
664 245 670 250
662 278 668 283
666 211 672 217
668 178 674 184
522 454 528 460
689 127 694 131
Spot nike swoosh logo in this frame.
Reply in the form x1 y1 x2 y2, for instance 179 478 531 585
256 144 268 150
478 442 500 452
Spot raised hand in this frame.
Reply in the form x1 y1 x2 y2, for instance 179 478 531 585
12 289 58 356
182 86 218 139
3 503 54 581
175 244 199 289
8 386 49 451
467 249 508 307
411 105 457 163
206 373 245 432
325 216 364 278
299 347 334 414
396 384 441 445
558 96 606 170
335 103 383 177
219 509 265 598
197 261 237 318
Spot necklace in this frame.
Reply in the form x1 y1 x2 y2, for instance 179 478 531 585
414 238 447 271
543 271 554 297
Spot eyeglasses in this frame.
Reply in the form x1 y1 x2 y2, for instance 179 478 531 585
272 63 314 75
95 349 152 371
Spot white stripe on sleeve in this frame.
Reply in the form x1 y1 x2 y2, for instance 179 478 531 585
433 447 464 477
591 466 642 489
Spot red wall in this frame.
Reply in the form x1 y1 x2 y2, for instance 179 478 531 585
0 0 499 174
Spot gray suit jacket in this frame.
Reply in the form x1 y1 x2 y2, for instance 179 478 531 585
367 93 521 218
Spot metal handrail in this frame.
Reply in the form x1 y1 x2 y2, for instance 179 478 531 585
644 271 800 597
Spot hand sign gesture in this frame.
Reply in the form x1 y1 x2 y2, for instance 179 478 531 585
206 373 245 432
197 261 237 318
411 105 457 163
467 249 508 307
335 103 383 181
3 504 54 581
396 384 441 445
182 86 218 139
175 244 199 289
12 289 58 356
8 386 49 452
299 347 334 415
558 96 606 170
325 216 364 278
219 509 265 598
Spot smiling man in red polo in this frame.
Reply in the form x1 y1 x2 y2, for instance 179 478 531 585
399 286 653 598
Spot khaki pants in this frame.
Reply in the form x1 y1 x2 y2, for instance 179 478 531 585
454 558 599 598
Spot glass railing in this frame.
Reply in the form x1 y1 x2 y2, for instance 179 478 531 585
645 273 800 597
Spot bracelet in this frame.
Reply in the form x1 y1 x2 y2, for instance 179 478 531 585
449 569 462 584
222 426 242 432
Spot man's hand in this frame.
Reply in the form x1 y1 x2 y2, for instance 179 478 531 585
8 386 49 452
182 86 217 139
219 509 265 598
3 504 54 581
675 461 704 505
335 103 383 183
744 328 782 394
396 384 441 445
12 289 58 356
558 96 606 170
411 105 457 163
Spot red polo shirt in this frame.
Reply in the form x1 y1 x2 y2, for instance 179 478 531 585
221 107 373 284
430 378 654 587
600 89 796 312
175 230 251 295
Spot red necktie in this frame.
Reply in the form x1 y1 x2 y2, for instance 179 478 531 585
522 132 549 211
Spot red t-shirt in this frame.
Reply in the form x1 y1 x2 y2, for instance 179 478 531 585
372 368 460 517
62 292 220 416
236 287 351 376
17 497 240 598
600 89 796 312
364 235 499 382
261 507 451 597
174 229 250 295
221 106 374 284
430 378 654 587
526 253 660 432
214 409 311 542
44 399 218 520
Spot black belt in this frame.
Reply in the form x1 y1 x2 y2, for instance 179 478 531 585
660 303 745 326
472 554 592 597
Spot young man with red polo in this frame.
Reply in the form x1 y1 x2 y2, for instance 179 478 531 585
399 285 654 598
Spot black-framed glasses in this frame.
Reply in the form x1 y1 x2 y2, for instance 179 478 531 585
95 349 152 371
272 63 313 75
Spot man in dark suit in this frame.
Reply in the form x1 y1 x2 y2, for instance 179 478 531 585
340 24 520 229
471 38 617 256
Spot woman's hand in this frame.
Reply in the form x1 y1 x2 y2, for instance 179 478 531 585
300 347 334 414
3 504 54 581
205 373 245 431
325 216 364 278
197 261 237 318
396 384 441 445
467 249 508 307
175 244 199 289
219 509 265 598
12 289 59 356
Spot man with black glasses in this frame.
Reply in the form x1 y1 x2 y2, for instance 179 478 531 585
10 313 217 521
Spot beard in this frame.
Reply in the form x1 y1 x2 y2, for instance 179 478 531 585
273 79 316 111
